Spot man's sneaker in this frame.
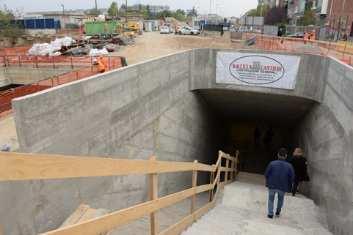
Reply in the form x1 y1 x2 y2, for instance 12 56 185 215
267 215 273 219
275 211 280 217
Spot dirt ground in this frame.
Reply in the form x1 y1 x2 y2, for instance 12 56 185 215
112 31 238 65
0 31 238 151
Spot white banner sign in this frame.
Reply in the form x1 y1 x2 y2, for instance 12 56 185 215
216 52 300 90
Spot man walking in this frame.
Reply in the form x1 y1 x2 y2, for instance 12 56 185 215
265 148 294 219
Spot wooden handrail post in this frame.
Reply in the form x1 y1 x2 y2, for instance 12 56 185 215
191 160 198 214
217 158 221 190
230 160 235 181
149 156 158 235
235 150 239 178
209 170 214 202
225 159 229 184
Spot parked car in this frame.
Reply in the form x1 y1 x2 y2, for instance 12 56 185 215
179 26 200 35
287 32 304 38
160 25 172 34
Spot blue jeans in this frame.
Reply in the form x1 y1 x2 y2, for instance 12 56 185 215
268 189 285 216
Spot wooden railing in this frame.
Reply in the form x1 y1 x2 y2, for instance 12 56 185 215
0 150 239 235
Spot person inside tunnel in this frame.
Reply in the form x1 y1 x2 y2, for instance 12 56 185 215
290 147 310 196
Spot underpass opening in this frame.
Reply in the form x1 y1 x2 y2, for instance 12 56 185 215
194 89 317 174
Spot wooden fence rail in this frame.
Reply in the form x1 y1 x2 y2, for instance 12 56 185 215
0 150 239 235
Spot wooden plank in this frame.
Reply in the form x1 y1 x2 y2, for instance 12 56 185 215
220 152 235 161
191 160 198 213
219 167 234 172
41 184 212 235
212 170 220 188
195 183 213 193
149 156 158 235
0 152 214 181
215 156 222 169
230 160 235 181
159 201 215 235
60 204 90 227
225 159 229 184
59 204 108 232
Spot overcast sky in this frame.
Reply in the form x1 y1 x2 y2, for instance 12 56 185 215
0 0 257 17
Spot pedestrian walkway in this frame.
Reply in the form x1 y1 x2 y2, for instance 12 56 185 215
183 173 332 235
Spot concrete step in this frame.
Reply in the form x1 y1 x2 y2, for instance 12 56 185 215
183 173 331 235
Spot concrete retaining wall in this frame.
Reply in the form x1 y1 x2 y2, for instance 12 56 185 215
6 51 218 234
299 57 353 235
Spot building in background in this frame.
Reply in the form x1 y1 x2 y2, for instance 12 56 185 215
326 0 353 38
287 0 307 25
259 0 287 8
25 10 86 29
148 5 170 15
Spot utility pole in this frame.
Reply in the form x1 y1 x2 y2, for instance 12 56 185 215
126 0 128 23
61 4 65 27
209 0 212 14
61 4 65 16
95 0 98 12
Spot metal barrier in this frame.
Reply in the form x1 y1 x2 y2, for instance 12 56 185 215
0 150 239 235
241 33 353 67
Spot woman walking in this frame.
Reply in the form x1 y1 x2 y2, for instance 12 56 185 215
291 148 310 196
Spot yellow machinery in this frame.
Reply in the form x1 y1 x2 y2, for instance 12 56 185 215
127 21 140 32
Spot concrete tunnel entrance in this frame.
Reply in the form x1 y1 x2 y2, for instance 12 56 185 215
10 49 353 235
193 89 316 174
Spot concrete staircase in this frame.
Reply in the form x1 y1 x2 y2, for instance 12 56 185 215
183 173 332 235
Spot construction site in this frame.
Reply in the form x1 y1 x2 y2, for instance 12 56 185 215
1 10 353 235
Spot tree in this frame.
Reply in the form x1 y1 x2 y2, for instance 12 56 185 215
108 2 118 17
156 10 172 19
0 9 24 45
264 7 288 25
247 4 269 17
146 5 151 19
173 9 186 21
187 7 197 17
141 5 153 20
297 2 316 26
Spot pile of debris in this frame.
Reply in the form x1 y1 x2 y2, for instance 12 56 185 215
28 37 76 56
27 34 135 57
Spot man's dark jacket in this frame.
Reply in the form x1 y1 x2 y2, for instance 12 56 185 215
265 160 295 192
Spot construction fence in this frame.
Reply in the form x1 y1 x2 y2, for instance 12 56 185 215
241 33 353 67
0 55 124 116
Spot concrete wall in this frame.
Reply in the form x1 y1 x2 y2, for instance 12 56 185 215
0 66 76 86
190 48 327 103
299 57 353 235
5 51 218 234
